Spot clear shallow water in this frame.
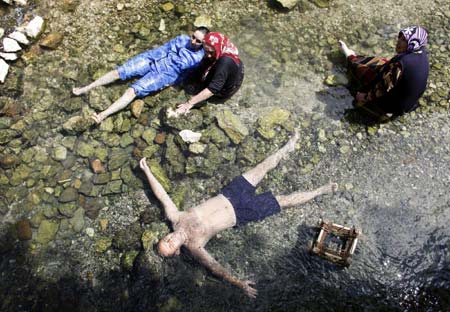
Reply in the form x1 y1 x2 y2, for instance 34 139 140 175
0 0 449 311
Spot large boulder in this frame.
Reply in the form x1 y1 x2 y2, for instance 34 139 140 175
257 108 291 139
216 110 249 144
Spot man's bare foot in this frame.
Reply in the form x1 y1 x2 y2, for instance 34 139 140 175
320 182 338 194
338 40 356 58
283 128 300 154
72 86 88 96
91 112 105 124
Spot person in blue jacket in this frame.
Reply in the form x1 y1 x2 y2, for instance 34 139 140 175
72 27 209 124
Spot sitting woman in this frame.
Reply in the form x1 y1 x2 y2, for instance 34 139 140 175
339 26 429 117
175 32 244 115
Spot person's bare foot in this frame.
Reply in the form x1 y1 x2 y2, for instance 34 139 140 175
72 86 88 96
319 182 338 194
338 40 356 58
283 128 300 154
91 112 105 124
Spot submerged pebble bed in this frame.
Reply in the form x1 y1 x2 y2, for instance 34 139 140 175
0 0 449 311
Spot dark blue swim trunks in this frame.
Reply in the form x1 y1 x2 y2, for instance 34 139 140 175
221 175 281 226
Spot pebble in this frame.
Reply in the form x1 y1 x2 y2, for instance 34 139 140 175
0 59 9 83
86 227 95 237
0 52 18 61
8 31 29 45
117 3 124 10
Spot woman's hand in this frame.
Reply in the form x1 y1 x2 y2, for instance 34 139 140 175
139 157 150 173
175 102 194 115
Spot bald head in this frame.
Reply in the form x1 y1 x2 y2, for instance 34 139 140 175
158 231 186 257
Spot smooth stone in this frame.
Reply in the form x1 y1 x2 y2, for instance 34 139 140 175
58 203 77 217
154 132 166 144
194 15 212 28
158 19 165 32
216 110 249 144
189 142 206 154
35 220 59 244
69 208 85 233
0 154 19 168
179 129 202 143
141 128 156 145
90 159 105 173
16 219 32 240
0 52 18 61
2 38 21 52
86 227 95 237
8 31 29 45
276 0 299 9
0 58 9 83
52 146 67 161
131 99 144 118
95 237 112 253
59 187 78 203
161 2 174 11
39 32 64 49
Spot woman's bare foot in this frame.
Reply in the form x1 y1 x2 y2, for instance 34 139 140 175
338 40 356 58
72 86 89 96
91 112 105 124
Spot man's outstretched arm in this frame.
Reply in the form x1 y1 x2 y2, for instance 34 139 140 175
139 158 180 223
189 246 257 298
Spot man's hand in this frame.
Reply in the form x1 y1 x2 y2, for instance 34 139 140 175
175 102 193 115
241 280 257 298
139 157 150 173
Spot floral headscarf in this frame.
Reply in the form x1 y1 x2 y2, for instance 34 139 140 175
399 26 428 52
203 32 240 64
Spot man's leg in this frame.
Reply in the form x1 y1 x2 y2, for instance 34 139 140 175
275 182 338 209
242 130 299 187
72 70 120 95
91 88 136 124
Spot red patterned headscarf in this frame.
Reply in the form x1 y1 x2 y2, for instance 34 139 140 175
203 32 240 64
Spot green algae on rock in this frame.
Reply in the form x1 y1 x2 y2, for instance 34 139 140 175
216 110 249 144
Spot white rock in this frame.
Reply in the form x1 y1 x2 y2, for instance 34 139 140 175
8 31 29 45
0 59 9 83
13 0 27 5
276 0 299 9
179 129 202 143
158 19 165 32
85 227 95 237
21 16 44 38
0 52 18 61
2 0 12 4
0 28 4 39
3 37 21 52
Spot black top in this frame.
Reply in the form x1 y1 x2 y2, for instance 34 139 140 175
204 56 244 99
375 48 429 115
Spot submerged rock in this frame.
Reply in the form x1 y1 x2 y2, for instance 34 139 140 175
39 32 64 49
257 108 291 139
16 219 32 241
216 110 249 144
35 220 59 244
179 129 202 143
95 237 112 253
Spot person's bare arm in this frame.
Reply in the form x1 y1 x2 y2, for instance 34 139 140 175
175 88 214 114
139 158 180 223
189 246 257 298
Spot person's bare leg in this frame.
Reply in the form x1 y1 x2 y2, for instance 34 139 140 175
338 40 356 58
242 129 299 187
91 88 136 124
276 182 338 208
73 70 120 95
